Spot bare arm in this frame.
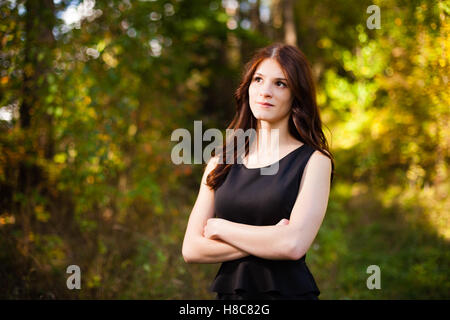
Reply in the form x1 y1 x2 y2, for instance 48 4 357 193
181 156 250 264
204 151 332 261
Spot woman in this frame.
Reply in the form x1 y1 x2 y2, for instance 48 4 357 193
182 43 334 300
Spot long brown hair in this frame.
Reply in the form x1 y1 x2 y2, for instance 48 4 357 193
206 43 334 190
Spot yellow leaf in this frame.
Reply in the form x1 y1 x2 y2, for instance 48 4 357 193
54 153 66 164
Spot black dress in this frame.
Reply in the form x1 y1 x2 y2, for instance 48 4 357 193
210 143 321 300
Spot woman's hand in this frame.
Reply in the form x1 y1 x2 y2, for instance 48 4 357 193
203 218 225 240
276 218 289 226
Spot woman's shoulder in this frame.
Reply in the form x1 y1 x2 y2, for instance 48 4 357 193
305 148 332 174
207 155 221 167
204 155 219 173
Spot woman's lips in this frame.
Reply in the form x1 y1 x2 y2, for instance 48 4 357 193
257 102 274 107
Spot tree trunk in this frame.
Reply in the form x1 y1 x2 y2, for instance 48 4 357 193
283 0 298 46
250 0 262 33
18 0 56 256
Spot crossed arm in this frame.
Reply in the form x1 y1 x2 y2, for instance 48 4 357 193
182 151 331 264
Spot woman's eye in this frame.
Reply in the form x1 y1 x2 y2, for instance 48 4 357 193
253 77 286 88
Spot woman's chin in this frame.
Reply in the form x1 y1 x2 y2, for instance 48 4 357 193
252 110 272 120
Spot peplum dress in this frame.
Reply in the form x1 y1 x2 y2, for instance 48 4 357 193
209 143 321 299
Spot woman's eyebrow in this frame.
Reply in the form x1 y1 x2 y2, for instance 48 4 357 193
255 72 287 81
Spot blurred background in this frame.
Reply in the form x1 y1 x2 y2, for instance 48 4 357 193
0 0 448 299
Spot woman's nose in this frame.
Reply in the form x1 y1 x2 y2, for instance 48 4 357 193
260 83 272 97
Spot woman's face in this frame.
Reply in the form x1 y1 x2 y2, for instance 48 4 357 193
248 58 293 125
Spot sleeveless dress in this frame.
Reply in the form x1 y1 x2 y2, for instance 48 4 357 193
210 143 321 299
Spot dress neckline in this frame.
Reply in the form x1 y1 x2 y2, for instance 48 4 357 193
239 143 307 170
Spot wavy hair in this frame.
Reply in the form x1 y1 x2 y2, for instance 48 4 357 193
206 43 334 190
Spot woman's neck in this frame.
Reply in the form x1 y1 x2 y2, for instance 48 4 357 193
254 118 295 151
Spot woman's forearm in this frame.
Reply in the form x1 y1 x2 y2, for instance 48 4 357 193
183 235 249 264
216 220 294 260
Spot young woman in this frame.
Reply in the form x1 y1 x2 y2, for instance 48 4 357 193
182 43 334 300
